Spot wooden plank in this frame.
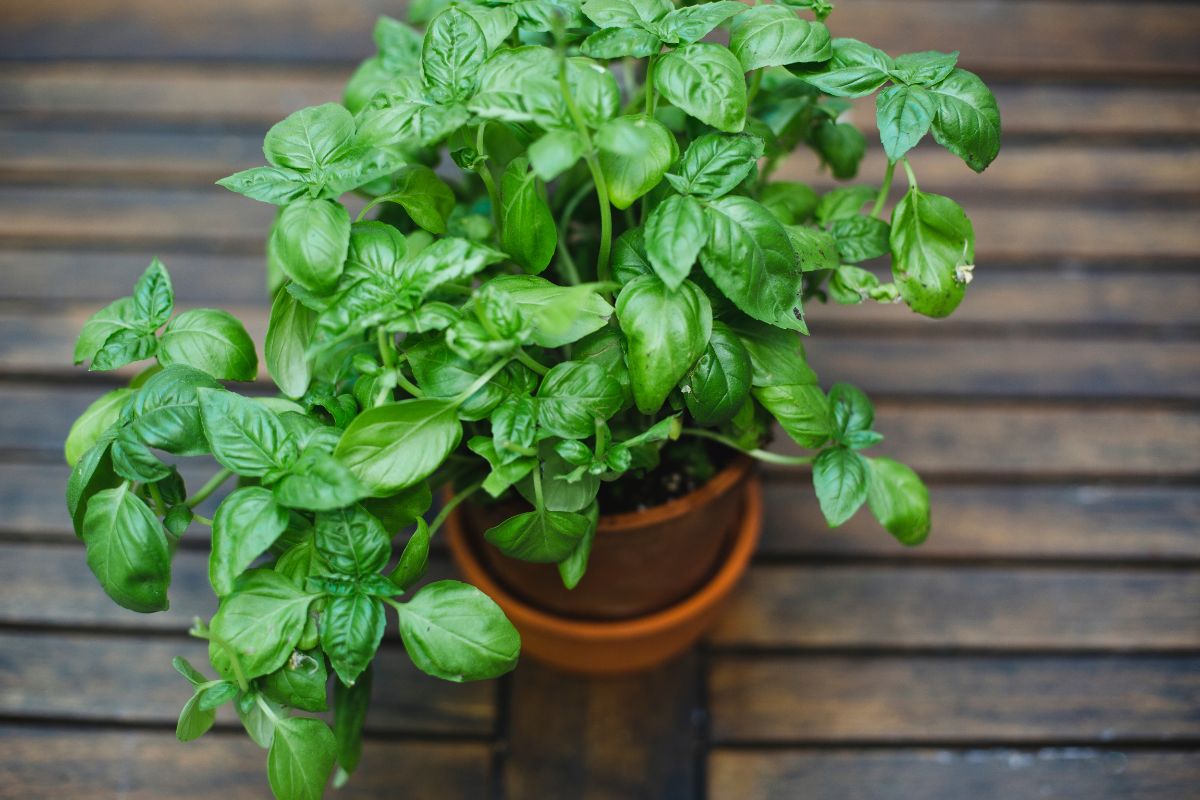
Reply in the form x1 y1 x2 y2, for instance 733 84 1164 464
504 656 699 800
759 481 1200 561
1 1 1196 76
708 748 1200 800
709 565 1200 649
0 725 492 799
708 655 1200 742
0 631 495 734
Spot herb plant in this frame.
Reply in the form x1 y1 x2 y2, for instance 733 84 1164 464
65 1 999 796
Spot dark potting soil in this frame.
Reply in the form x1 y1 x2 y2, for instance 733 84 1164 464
596 439 735 514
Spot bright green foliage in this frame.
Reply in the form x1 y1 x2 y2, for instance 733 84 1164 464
67 4 995 796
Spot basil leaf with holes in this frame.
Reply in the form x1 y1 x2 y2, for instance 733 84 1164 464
867 457 931 545
264 103 355 170
889 188 975 318
928 68 1001 173
265 285 315 399
595 115 678 210
700 196 805 333
65 388 131 467
315 505 391 577
335 398 463 495
536 361 623 439
267 716 337 800
321 592 386 687
422 7 488 104
397 580 520 681
198 388 300 477
617 275 712 414
644 194 706 289
876 84 936 162
753 383 832 449
158 309 257 382
268 199 352 294
813 447 869 527
261 650 329 712
683 321 752 426
654 43 747 133
82 483 171 613
665 132 763 200
501 157 556 273
209 570 316 680
729 5 831 71
210 487 289 596
124 365 221 455
831 215 890 263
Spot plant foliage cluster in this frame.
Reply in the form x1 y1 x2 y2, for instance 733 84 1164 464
65 1 998 796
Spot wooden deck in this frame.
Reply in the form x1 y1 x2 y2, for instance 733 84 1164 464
1 1 1198 797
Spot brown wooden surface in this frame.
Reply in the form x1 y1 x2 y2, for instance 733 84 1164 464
0 0 1197 798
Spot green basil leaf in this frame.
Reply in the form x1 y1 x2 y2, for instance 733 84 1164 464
273 451 368 512
581 0 670 28
654 43 747 133
831 215 890 263
82 483 171 613
67 435 121 537
158 309 257 382
357 99 470 148
469 436 538 498
361 482 433 534
91 328 159 372
829 382 875 436
519 446 601 512
796 37 894 97
611 227 652 284
485 507 590 563
816 185 876 226
389 518 431 590
753 382 832 449
459 3 519 52
209 570 316 680
335 398 463 495
572 327 632 406
666 132 763 199
397 580 519 681
261 650 329 712
333 665 371 777
321 592 386 687
315 505 391 577
616 275 712 414
867 457 931 545
828 264 899 305
528 129 586 181
267 716 338 800
196 680 239 711
492 394 537 464
654 1 744 44
236 691 284 749
813 120 866 179
197 388 300 477
486 275 613 348
176 693 216 742
122 365 220 456
65 388 131 466
407 342 509 420
210 487 289 597
264 103 356 170
643 194 706 289
876 84 936 162
268 199 352 295
422 6 488 104
785 225 841 272
889 188 975 318
890 50 958 87
928 68 1001 173
536 361 623 439
726 314 818 387
501 157 557 274
581 27 662 59
595 114 678 210
729 5 831 71
683 320 751 426
700 196 806 333
813 446 869 527
74 297 141 366
557 502 599 589
111 428 171 483
172 656 208 687
761 181 818 225
373 164 456 234
132 258 174 331
265 286 315 400
217 166 310 205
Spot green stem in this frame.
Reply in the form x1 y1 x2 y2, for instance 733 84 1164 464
191 625 249 692
192 513 214 527
255 693 282 721
644 55 657 115
747 68 763 105
393 369 424 399
559 57 613 288
532 462 545 509
377 327 397 369
455 358 511 406
515 349 551 376
871 160 896 218
475 122 502 236
901 157 919 191
556 181 591 286
429 480 484 537
185 468 234 509
680 428 816 466
146 482 166 516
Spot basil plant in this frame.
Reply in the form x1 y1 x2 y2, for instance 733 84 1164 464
64 0 999 796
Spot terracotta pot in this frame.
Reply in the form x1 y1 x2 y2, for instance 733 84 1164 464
444 458 762 674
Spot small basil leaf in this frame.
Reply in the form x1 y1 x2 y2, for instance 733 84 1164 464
753 382 832 449
197 388 300 477
124 365 221 456
67 435 121 537
321 592 387 687
557 502 599 589
831 215 890 263
527 129 586 181
265 285 316 399
217 166 310 205
867 457 931 546
176 693 216 742
876 84 936 162
486 275 613 348
683 320 752 426
667 132 763 199
261 650 329 712
315 505 391 577
501 157 557 274
813 446 869 527
890 50 958 87
132 258 174 331
644 194 706 289
795 37 894 97
654 1 744 44
581 27 662 59
334 667 371 777
263 103 355 170
396 580 520 681
65 388 131 467
889 188 975 318
210 486 289 597
268 199 352 295
372 165 456 234
389 518 431 590
267 716 338 800
595 115 678 211
209 570 316 680
485 507 591 563
927 68 1002 173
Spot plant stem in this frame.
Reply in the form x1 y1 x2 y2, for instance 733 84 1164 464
191 625 249 692
746 68 763 104
475 122 502 236
255 693 282 721
532 461 545 508
680 428 816 466
559 57 613 288
515 348 551 376
456 358 511 406
429 480 484 537
185 468 234 509
393 369 424 399
871 160 896 218
556 181 591 286
644 55 657 115
377 327 397 369
901 157 919 191
147 482 166 516
192 513 214 527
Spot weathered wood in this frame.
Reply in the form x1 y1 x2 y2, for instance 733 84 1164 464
708 655 1200 742
760 481 1200 561
504 656 700 800
0 631 495 734
1 1 1196 76
0 725 492 799
710 565 1200 649
708 748 1200 800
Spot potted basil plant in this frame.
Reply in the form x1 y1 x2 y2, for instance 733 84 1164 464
64 0 999 796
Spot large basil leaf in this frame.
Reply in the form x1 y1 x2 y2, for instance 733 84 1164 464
796 37 894 97
813 446 868 526
209 569 316 680
700 196 805 333
486 275 612 347
273 450 367 512
67 435 121 537
334 398 462 495
217 166 309 205
726 315 818 387
683 320 751 426
876 84 936 162
753 382 832 449
315 505 391 577
268 199 352 294
501 157 556 273
665 132 763 199
158 309 257 382
890 50 958 87
889 188 975 318
866 457 931 545
654 1 744 44
581 27 662 59
595 115 678 210
928 68 1001 173
265 285 315 399
197 388 300 477
644 194 706 289
263 103 355 170
581 0 670 28
65 388 131 466
210 487 289 596
123 365 221 456
536 361 623 439
485 507 591 562
616 275 712 414
654 43 747 133
267 716 337 800
82 483 171 613
729 5 831 71
422 6 488 104
396 580 520 681
321 592 386 687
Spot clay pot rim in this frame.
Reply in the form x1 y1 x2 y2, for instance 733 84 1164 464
596 454 754 533
446 475 762 642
